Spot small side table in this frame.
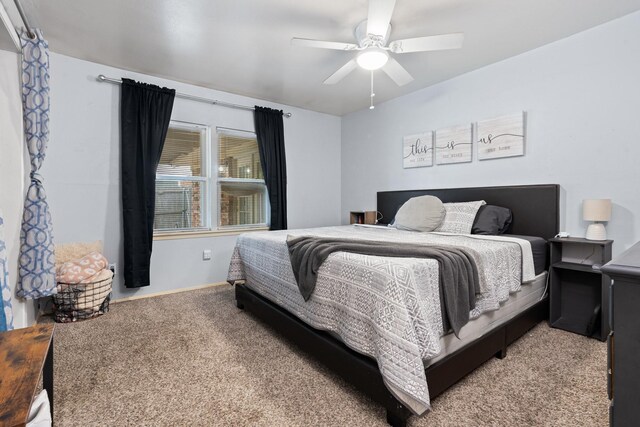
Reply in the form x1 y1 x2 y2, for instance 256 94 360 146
349 211 378 225
549 237 612 341
0 323 54 426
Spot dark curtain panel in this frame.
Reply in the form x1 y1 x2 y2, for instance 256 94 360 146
254 106 288 230
120 79 175 288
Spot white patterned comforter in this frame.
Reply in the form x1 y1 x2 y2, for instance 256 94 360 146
227 225 535 415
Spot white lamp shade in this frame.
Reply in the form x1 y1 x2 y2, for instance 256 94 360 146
583 199 612 221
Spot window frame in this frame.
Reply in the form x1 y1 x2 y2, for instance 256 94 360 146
153 122 270 237
154 120 211 233
216 126 270 230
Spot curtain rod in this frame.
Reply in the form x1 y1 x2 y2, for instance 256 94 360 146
97 74 292 118
13 0 35 39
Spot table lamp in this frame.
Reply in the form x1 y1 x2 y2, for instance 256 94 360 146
583 199 612 240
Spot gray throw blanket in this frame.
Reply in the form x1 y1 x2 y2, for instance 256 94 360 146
286 236 480 336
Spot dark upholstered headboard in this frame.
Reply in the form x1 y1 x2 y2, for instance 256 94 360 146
377 184 560 239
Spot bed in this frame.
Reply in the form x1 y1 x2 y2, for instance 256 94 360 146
230 184 559 426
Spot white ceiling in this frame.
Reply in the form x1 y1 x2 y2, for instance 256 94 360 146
0 27 15 52
0 2 18 52
7 0 640 115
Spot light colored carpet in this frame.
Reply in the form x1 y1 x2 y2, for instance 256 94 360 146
53 285 608 426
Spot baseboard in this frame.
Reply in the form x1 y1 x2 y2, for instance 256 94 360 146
111 281 229 304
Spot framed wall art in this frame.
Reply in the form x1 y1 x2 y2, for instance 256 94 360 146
435 124 473 165
403 132 433 168
476 112 525 160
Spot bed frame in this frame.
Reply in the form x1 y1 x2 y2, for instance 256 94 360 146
235 184 560 426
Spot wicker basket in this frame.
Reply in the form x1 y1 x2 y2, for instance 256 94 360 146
53 275 113 323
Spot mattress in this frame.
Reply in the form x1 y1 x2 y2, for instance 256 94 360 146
425 271 547 366
503 234 548 275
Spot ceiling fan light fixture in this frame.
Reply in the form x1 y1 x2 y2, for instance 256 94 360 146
356 48 389 70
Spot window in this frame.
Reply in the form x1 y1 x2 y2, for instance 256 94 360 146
155 122 209 232
217 129 268 228
154 122 268 234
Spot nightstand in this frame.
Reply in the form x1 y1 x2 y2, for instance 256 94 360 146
549 237 613 341
349 211 377 225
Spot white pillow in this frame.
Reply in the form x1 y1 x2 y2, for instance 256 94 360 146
436 201 486 234
393 196 445 232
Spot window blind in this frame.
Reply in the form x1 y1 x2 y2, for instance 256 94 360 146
218 131 263 180
158 127 204 177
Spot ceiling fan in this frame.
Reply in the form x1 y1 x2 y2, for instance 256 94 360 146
292 0 464 90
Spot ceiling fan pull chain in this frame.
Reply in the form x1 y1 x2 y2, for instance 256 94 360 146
370 71 375 110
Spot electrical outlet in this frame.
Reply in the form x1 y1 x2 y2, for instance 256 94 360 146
203 250 212 261
108 263 117 276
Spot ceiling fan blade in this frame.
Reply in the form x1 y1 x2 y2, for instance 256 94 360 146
323 59 358 85
291 38 358 51
382 57 413 86
389 33 464 53
367 0 396 37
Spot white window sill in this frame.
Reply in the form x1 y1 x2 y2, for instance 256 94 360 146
153 227 269 241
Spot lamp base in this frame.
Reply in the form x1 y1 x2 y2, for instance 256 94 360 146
586 223 607 241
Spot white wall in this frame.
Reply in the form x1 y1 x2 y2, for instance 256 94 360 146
14 10 640 307
0 49 36 327
341 11 640 256
44 53 342 300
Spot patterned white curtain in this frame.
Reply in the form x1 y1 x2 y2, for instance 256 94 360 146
0 213 14 331
16 30 56 299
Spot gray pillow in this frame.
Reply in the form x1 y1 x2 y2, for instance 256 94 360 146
472 205 513 235
393 196 445 232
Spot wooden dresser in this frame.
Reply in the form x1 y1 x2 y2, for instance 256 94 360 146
602 241 640 426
